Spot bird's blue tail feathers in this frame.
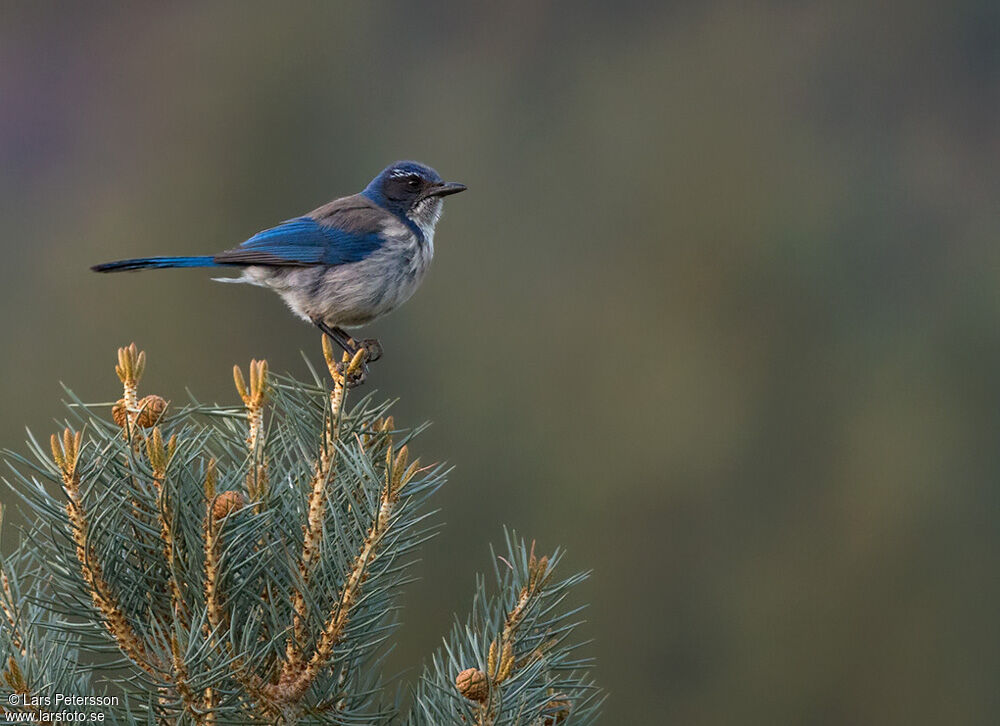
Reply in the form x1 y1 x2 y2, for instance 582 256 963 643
91 256 218 272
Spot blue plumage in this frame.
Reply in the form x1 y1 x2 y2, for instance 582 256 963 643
226 217 383 266
92 161 466 369
91 256 214 272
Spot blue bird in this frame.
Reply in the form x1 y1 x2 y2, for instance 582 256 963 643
93 161 466 372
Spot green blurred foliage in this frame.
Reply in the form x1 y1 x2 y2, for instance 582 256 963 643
0 2 997 723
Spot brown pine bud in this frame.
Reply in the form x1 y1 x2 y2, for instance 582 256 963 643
112 399 128 428
212 491 247 521
543 700 570 724
136 395 168 428
455 667 489 702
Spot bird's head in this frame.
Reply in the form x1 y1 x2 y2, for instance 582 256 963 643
363 161 466 231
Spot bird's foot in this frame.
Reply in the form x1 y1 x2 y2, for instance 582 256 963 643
357 338 383 363
321 332 369 388
334 360 368 388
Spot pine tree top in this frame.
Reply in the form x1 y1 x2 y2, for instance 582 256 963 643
0 341 601 725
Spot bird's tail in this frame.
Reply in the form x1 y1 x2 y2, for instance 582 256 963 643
91 256 218 272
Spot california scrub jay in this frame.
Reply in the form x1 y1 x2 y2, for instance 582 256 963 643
93 161 466 367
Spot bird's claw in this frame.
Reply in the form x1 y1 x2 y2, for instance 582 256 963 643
358 338 383 363
318 327 380 387
334 360 368 388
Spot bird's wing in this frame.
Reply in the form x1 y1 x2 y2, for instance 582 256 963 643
214 197 387 267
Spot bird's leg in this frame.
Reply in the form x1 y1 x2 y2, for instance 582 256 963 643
332 327 383 364
312 319 383 364
312 320 384 387
335 329 382 363
313 319 358 357
313 319 365 385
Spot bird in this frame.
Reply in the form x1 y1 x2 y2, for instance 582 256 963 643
92 161 466 376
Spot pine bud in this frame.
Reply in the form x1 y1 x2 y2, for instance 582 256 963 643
542 700 570 725
136 395 168 427
455 667 489 702
213 491 248 521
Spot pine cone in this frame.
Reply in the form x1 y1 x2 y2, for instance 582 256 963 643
136 395 168 427
213 491 248 520
111 399 128 428
455 667 489 702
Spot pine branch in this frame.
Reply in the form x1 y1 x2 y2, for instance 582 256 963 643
409 532 603 726
0 342 602 724
51 427 161 680
0 542 104 720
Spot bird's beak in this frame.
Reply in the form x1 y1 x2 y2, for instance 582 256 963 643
423 181 467 199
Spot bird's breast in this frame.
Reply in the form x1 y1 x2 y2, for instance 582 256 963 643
310 221 432 326
381 217 434 279
249 218 434 328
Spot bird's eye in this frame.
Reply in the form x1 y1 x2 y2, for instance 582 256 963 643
407 175 421 189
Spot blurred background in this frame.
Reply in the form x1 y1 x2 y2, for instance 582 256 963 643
1 1 998 723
